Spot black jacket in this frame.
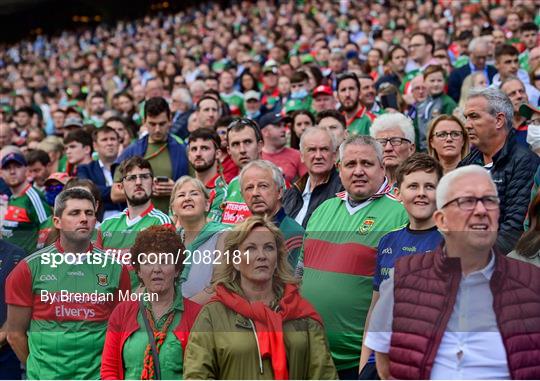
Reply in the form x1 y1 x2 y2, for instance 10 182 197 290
282 169 343 228
459 130 540 254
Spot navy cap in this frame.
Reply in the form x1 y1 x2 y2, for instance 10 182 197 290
259 112 284 129
1 152 27 169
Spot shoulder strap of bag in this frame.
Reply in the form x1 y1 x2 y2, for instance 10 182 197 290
140 300 162 380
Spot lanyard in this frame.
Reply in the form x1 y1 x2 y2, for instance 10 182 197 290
144 143 167 161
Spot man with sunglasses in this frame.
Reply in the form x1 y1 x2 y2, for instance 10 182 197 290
366 165 540 380
97 156 172 288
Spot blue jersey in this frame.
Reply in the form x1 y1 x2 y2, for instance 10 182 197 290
373 225 443 291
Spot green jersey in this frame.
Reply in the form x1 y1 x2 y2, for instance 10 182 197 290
345 106 376 137
96 204 173 287
220 91 245 114
300 188 408 370
2 184 52 255
5 241 131 379
221 176 252 224
205 173 228 223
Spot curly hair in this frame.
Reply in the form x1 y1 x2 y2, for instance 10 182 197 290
130 225 185 275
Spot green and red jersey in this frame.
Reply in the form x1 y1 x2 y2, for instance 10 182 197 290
96 203 172 288
344 106 376 137
300 187 408 370
1 184 52 255
220 176 252 224
205 173 228 223
5 240 131 379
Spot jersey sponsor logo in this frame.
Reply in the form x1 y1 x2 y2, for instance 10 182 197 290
358 217 376 235
221 202 252 224
55 305 96 319
67 271 85 277
5 205 31 223
97 273 109 286
402 246 417 252
40 274 57 281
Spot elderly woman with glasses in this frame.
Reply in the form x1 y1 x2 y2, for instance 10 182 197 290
427 114 470 174
184 216 337 379
170 176 229 304
101 226 201 380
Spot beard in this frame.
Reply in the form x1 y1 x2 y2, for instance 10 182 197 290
340 98 359 113
192 158 215 173
127 191 151 206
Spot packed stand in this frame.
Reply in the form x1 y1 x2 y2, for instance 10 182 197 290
1 0 540 379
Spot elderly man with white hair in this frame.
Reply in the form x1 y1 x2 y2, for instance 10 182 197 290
239 159 305 268
365 165 540 380
283 126 343 228
460 86 540 254
370 113 415 186
448 36 498 102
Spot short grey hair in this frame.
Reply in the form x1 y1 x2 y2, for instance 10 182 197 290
468 36 488 53
299 126 338 153
370 113 416 143
499 75 525 92
239 160 285 191
467 87 514 131
170 176 209 210
338 135 384 164
171 88 193 108
54 188 96 218
436 165 497 209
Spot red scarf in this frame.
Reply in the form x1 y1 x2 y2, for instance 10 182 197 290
212 283 322 380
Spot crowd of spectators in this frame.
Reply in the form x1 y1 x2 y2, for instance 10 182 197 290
1 0 540 380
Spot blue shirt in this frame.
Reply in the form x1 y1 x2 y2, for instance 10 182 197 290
0 240 25 325
373 225 443 291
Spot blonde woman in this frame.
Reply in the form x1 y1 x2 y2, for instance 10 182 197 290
170 176 228 303
184 216 337 379
458 72 488 110
427 114 470 173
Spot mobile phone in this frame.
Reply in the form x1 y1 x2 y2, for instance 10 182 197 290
155 176 170 183
380 93 399 110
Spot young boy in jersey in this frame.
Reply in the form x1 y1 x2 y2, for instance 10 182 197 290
359 153 444 378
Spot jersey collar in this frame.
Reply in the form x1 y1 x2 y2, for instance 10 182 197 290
55 239 93 253
125 202 154 219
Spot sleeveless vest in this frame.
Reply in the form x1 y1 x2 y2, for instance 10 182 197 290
388 246 540 379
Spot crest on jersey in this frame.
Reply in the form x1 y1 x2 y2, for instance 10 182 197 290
359 217 376 235
97 273 109 286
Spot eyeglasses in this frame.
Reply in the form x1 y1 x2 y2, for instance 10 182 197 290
441 196 500 211
376 137 411 146
434 131 464 140
227 118 263 140
123 173 153 183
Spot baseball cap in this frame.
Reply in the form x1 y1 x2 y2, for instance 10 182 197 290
263 60 279 74
44 172 71 186
284 99 306 114
1 152 27 169
63 116 84 129
313 85 333 98
519 103 540 120
244 90 261 102
259 112 284 129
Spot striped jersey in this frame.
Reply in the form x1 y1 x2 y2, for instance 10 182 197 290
5 241 131 379
300 188 408 370
96 203 172 288
1 184 52 255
